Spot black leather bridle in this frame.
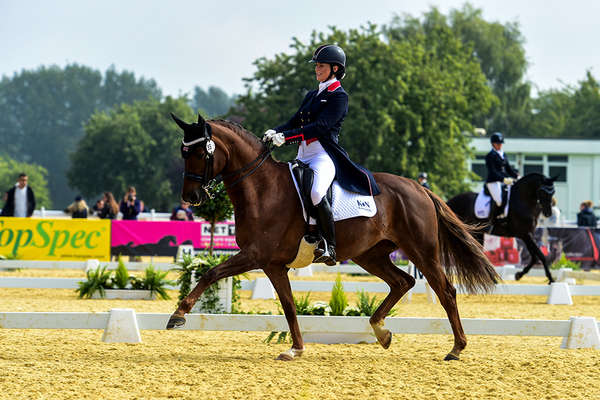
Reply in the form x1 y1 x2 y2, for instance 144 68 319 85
181 122 273 198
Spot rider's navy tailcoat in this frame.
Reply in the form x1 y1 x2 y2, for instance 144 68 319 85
275 82 381 196
485 149 519 183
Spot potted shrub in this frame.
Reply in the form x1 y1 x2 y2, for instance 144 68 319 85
303 274 377 344
265 275 383 345
173 253 245 313
76 259 174 300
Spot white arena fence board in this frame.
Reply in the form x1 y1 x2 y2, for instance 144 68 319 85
2 277 600 297
0 312 583 338
0 260 174 271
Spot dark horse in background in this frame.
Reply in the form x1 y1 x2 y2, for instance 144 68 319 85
447 174 557 283
167 114 498 361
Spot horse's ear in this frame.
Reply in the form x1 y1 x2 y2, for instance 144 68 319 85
197 113 206 126
550 175 559 182
171 113 190 131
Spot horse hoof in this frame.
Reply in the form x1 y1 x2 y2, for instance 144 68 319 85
166 315 186 330
376 329 392 349
276 347 304 361
444 353 460 361
515 272 523 281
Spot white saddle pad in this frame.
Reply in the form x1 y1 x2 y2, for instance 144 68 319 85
289 163 377 223
474 187 511 219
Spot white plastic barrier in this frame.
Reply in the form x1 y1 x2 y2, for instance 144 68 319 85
0 311 598 349
0 259 174 271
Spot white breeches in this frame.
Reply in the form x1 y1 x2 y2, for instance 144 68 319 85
297 141 336 205
486 182 503 206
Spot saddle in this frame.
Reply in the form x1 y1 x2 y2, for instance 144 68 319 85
290 159 332 223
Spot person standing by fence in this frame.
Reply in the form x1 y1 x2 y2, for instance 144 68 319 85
577 200 597 228
0 173 36 217
120 186 141 220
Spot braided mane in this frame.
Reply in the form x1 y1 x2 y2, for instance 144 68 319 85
210 119 264 149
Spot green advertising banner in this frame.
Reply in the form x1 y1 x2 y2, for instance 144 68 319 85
0 218 110 261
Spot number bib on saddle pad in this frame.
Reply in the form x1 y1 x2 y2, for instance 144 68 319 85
474 186 511 219
288 162 377 223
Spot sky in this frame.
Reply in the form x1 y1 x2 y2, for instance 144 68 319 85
1 0 599 97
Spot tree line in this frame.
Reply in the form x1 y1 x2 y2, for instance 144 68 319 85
1 4 598 209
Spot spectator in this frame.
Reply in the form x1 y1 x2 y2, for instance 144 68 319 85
120 186 141 220
417 172 431 190
1 173 36 217
64 196 88 219
577 200 597 228
539 197 561 227
92 199 104 216
170 200 194 221
98 192 119 219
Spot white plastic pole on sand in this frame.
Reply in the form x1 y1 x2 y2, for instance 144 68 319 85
561 316 600 349
101 308 142 343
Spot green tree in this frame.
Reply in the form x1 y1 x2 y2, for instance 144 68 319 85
191 86 236 117
234 23 494 197
447 4 532 135
68 96 194 211
387 5 533 137
194 183 234 255
0 64 161 207
529 70 600 138
0 154 51 209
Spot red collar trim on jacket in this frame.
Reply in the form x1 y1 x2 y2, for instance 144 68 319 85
327 81 341 92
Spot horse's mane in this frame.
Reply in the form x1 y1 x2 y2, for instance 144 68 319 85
516 172 551 187
210 119 265 150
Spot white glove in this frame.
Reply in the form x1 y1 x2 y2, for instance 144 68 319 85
272 132 285 147
262 129 276 142
503 177 514 185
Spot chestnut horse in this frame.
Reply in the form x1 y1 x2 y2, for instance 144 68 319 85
167 114 498 361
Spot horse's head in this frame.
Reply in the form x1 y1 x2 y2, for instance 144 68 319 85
171 113 227 205
537 176 557 218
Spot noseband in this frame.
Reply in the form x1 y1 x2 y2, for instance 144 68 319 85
181 122 272 198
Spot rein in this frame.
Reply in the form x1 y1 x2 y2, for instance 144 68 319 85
181 122 273 198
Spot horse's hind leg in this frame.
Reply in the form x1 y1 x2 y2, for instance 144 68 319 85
352 241 416 349
410 247 466 360
518 234 554 284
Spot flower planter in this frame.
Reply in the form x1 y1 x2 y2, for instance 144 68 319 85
91 289 156 300
302 332 377 344
191 277 232 314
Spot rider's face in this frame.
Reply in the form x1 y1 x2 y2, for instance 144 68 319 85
315 63 337 82
492 143 503 151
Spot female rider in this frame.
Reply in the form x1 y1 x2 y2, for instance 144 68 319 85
263 44 380 265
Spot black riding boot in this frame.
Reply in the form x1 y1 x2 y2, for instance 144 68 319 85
313 197 336 266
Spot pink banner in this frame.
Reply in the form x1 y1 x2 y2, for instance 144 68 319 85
199 221 238 249
110 220 238 257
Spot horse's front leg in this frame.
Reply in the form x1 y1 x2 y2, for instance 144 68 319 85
166 252 258 329
520 234 554 284
515 240 537 281
263 265 304 361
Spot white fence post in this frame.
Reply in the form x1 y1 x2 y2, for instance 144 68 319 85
84 259 100 272
101 308 142 343
561 317 600 349
547 282 573 305
251 277 276 299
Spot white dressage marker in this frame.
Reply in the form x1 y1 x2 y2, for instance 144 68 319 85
561 317 600 349
84 259 100 272
547 282 573 305
101 308 142 343
251 277 276 300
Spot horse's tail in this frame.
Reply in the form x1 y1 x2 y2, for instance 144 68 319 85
427 191 498 293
